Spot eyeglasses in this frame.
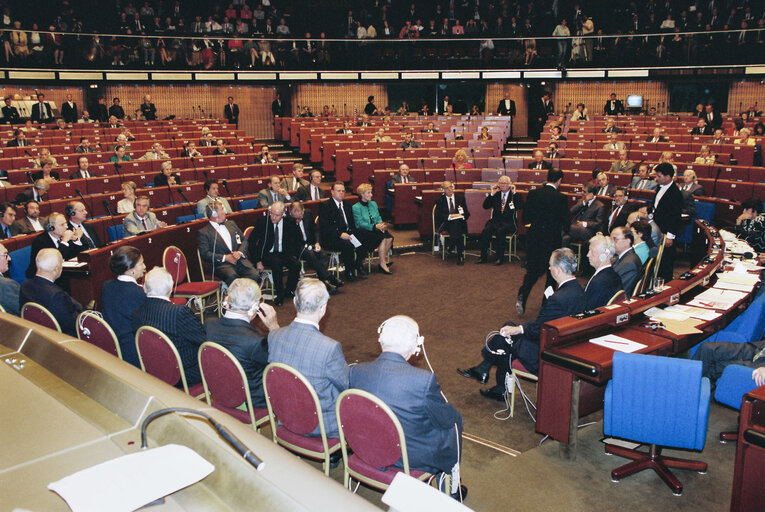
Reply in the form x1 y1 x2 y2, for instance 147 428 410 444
0 253 9 259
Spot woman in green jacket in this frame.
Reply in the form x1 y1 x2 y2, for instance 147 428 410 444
352 183 394 274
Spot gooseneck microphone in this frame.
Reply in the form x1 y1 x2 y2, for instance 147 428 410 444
103 199 118 236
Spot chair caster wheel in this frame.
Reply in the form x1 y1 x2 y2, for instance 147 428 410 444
698 470 707 475
672 490 683 497
610 477 620 483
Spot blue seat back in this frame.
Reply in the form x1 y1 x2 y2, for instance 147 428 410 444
107 224 124 242
604 352 710 450
694 201 716 223
176 214 197 224
238 198 259 211
8 244 31 284
690 290 765 356
714 364 757 410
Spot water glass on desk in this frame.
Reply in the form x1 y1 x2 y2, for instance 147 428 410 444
654 277 664 292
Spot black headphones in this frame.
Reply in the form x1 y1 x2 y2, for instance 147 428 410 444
65 203 76 217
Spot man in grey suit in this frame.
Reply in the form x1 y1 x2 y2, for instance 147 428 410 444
609 149 635 174
280 163 310 192
257 176 291 208
0 243 20 315
122 196 167 236
196 180 233 218
610 226 643 297
390 163 417 185
197 201 261 286
630 163 658 191
295 170 326 202
563 184 606 247
350 315 466 500
268 278 349 438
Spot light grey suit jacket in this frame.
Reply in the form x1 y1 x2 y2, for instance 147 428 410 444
122 211 162 236
257 189 289 209
281 177 309 192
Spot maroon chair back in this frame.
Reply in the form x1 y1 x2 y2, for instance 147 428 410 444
136 326 183 388
199 343 247 410
337 392 402 469
264 364 319 435
21 302 61 332
77 312 121 359
163 246 189 287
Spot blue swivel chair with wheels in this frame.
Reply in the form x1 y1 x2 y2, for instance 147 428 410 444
603 352 711 496
714 364 759 443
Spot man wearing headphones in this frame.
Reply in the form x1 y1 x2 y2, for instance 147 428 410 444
197 201 260 286
350 315 467 501
584 234 622 310
26 213 85 292
196 179 233 218
122 196 167 236
65 201 102 249
0 242 20 315
0 203 20 239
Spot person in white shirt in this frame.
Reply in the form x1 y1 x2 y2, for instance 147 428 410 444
295 170 325 202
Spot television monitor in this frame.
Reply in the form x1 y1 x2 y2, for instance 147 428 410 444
626 95 644 108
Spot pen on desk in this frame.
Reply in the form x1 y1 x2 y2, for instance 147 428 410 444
604 339 630 345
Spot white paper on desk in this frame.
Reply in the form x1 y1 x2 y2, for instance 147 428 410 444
694 288 748 305
48 444 214 512
645 307 690 322
61 261 87 268
716 271 760 286
686 299 730 310
349 235 362 248
665 304 722 321
589 334 647 353
713 281 755 293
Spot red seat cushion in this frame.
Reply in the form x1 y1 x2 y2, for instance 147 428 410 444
512 359 532 373
188 382 206 397
174 282 219 295
347 454 430 489
276 426 340 454
214 404 268 425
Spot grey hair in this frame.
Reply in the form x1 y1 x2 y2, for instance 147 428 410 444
550 247 577 275
36 248 63 272
144 266 174 298
226 278 261 311
378 315 420 355
589 234 616 260
294 278 330 313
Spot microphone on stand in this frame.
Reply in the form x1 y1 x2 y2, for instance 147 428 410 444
26 171 34 184
221 179 231 197
712 166 723 197
176 187 193 216
75 188 87 204
102 199 118 237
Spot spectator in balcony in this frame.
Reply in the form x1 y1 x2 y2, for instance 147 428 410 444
694 145 717 164
69 156 94 180
10 21 29 61
7 128 30 147
453 149 472 169
734 128 756 146
275 17 290 35
46 25 64 66
609 149 635 174
400 131 419 150
109 98 125 119
32 159 59 183
110 145 132 163
602 118 622 133
602 133 625 151
139 142 169 160
153 161 179 187
570 102 588 121
552 19 570 66
117 181 137 214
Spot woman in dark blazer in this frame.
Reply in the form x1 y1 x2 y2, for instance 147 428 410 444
101 246 146 367
352 183 394 274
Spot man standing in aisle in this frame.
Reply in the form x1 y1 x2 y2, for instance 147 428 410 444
224 96 239 127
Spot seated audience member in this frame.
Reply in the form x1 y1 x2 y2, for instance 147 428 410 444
318 182 367 281
20 248 83 335
0 202 20 239
356 114 373 127
476 176 522 265
630 219 658 264
610 226 642 297
352 184 394 274
286 201 343 293
458 248 585 398
123 196 168 236
295 170 325 201
180 141 202 158
421 122 438 133
101 246 147 367
109 145 132 163
281 163 309 192
734 198 765 252
563 184 606 246
196 179 233 217
65 201 101 249
258 144 276 163
692 339 765 386
690 117 713 135
69 156 95 180
606 187 634 232
734 128 756 146
350 315 467 500
711 129 725 145
479 126 493 140
645 127 668 143
13 200 43 234
584 234 622 309
212 138 235 155
545 142 564 159
78 111 93 124
0 242 20 315
372 128 392 142
117 181 137 214
7 129 31 147
630 163 658 190
594 171 616 197
139 142 170 160
694 145 717 165
111 134 132 152
335 121 354 135
609 149 635 174
601 117 622 133
74 137 96 153
205 278 279 407
400 131 419 150
570 103 588 121
154 161 180 187
267 278 350 438
199 131 215 147
14 179 48 205
27 213 84 281
435 180 470 265
528 149 552 170
257 175 291 208
602 133 625 151
549 125 566 141
31 159 60 183
630 205 664 248
107 115 122 128
681 169 705 196
33 148 58 168
131 267 206 387
453 149 472 169
198 200 261 285
250 201 301 306
391 163 416 185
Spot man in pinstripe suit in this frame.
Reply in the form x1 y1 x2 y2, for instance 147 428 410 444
267 278 349 438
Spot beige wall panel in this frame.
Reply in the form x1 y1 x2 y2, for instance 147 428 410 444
292 83 388 118
550 81 670 117
0 85 85 111
485 83 528 137
728 81 765 115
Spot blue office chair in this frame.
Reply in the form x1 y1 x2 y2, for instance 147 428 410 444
604 352 710 496
694 201 716 223
689 288 765 357
238 198 259 211
714 364 758 443
107 224 124 242
8 244 31 284
176 213 202 224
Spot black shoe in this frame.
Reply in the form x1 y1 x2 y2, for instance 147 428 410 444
457 367 488 384
273 295 284 306
480 388 505 402
457 253 464 265
329 450 343 469
386 261 394 267
327 286 340 295
377 264 392 274
329 276 344 288
344 272 356 283
450 485 468 501
475 258 488 264
516 295 525 315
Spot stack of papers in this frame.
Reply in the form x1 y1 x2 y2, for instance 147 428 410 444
687 288 748 310
714 271 759 293
589 334 647 353
665 304 722 321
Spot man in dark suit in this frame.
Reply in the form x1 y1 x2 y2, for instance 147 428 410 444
27 213 85 285
700 103 723 130
13 180 48 206
594 171 616 197
108 98 125 119
140 94 157 121
19 249 83 335
476 176 523 265
497 94 516 116
0 202 20 239
60 94 78 124
680 169 705 196
544 142 565 159
603 93 625 115
517 169 570 314
459 248 585 399
0 242 20 315
13 201 43 234
652 162 683 281
257 176 291 208
249 201 301 306
690 118 713 135
693 340 765 385
69 156 96 180
318 182 366 281
2 97 20 124
564 184 606 247
271 93 286 117
94 97 109 122
610 226 643 297
584 234 623 309
65 201 102 250
268 278 350 438
528 150 552 171
131 267 207 386
197 201 261 286
532 91 555 139
351 316 467 499
223 96 239 127
606 188 634 232
30 93 53 124
286 202 343 293
205 278 279 407
434 181 470 265
295 170 326 202
644 128 668 143
6 129 30 147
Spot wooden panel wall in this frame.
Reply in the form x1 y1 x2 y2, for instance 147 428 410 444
550 81 670 117
485 83 528 138
728 81 765 115
292 83 388 119
100 84 277 138
0 85 85 111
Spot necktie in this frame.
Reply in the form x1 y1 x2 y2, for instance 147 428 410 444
339 202 348 227
274 222 280 252
610 206 621 229
141 218 147 230
449 197 455 214
3 226 9 238
403 176 408 184
537 163 542 169
272 192 277 202
81 228 94 248
299 221 307 241
312 186 318 200
501 193 507 212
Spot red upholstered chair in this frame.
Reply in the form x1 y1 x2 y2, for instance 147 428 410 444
263 363 341 475
510 359 538 418
21 302 62 332
335 389 434 492
76 311 122 359
198 342 269 431
162 245 220 321
135 326 205 398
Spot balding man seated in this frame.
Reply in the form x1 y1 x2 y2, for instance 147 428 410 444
19 249 83 336
610 226 643 297
476 176 523 265
66 201 102 249
197 201 261 285
131 267 206 386
528 150 552 171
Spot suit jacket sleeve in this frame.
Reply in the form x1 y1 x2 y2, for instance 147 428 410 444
229 222 249 255
257 190 270 208
423 373 460 429
51 288 83 335
0 277 21 315
522 292 566 342
326 342 350 393
123 214 141 236
459 195 470 220
178 305 207 348
197 226 227 264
